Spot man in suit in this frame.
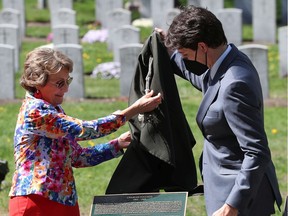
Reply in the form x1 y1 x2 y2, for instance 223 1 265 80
159 5 282 216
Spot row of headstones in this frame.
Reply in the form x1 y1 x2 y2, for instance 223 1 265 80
47 0 85 99
94 0 286 99
3 0 285 48
233 0 287 25
0 0 81 69
38 0 287 27
2 26 287 100
116 32 287 100
0 43 85 100
0 0 85 100
0 0 284 51
98 0 285 99
36 0 287 81
0 0 287 100
138 0 279 45
36 0 287 72
0 0 25 73
38 0 174 85
42 0 87 99
96 0 176 30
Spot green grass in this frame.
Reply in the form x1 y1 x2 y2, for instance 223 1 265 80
0 76 287 216
0 0 287 215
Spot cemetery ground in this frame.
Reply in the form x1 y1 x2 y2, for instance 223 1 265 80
0 0 287 215
0 67 287 216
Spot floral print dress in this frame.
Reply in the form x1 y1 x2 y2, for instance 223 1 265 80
9 92 126 206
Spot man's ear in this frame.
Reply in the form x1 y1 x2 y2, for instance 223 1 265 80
198 42 208 53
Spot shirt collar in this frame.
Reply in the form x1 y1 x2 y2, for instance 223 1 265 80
210 44 232 79
25 91 63 113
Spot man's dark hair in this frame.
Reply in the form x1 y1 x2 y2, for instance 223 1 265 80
165 5 227 50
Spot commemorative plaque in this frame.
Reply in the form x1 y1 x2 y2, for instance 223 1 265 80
90 192 188 216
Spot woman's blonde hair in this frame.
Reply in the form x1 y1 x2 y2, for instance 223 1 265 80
20 47 73 92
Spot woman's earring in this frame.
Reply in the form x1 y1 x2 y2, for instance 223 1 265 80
34 89 42 98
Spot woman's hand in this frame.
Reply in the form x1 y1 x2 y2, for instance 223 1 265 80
117 131 131 149
133 90 162 114
115 90 162 121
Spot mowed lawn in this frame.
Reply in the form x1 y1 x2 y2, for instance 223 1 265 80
0 74 287 215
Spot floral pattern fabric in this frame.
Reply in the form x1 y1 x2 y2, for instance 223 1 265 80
9 92 126 206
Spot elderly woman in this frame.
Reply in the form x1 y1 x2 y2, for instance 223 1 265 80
8 47 161 216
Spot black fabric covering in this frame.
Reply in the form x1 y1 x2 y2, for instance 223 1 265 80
106 32 198 194
0 160 9 189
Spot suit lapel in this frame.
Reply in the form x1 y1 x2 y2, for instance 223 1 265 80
196 81 220 130
196 44 239 131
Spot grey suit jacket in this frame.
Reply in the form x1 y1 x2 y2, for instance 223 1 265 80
171 44 282 216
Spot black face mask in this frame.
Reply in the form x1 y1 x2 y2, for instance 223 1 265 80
183 48 208 76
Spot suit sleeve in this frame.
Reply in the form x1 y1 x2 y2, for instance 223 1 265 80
222 79 272 210
170 51 204 91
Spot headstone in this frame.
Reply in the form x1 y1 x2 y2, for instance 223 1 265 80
119 43 143 97
278 26 288 77
234 0 252 24
107 8 131 50
165 8 180 31
0 24 20 72
0 44 14 99
0 8 21 46
238 44 269 99
2 0 25 40
0 8 20 27
138 0 151 18
53 24 79 45
217 9 242 46
95 0 123 29
151 0 174 29
111 25 140 63
107 8 131 33
253 0 276 44
200 0 224 15
187 0 201 6
38 0 48 9
48 0 73 10
51 8 76 27
55 44 85 99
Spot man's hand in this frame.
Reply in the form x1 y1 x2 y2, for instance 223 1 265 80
154 27 166 41
154 28 174 56
212 203 238 216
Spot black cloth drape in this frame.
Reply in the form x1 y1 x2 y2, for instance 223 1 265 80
106 32 198 194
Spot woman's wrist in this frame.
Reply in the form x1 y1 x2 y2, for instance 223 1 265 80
110 138 121 151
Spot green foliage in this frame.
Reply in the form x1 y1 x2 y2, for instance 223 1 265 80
268 45 287 98
74 0 95 26
85 77 120 99
25 25 51 38
82 42 113 74
139 26 153 43
242 24 253 42
224 0 234 8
